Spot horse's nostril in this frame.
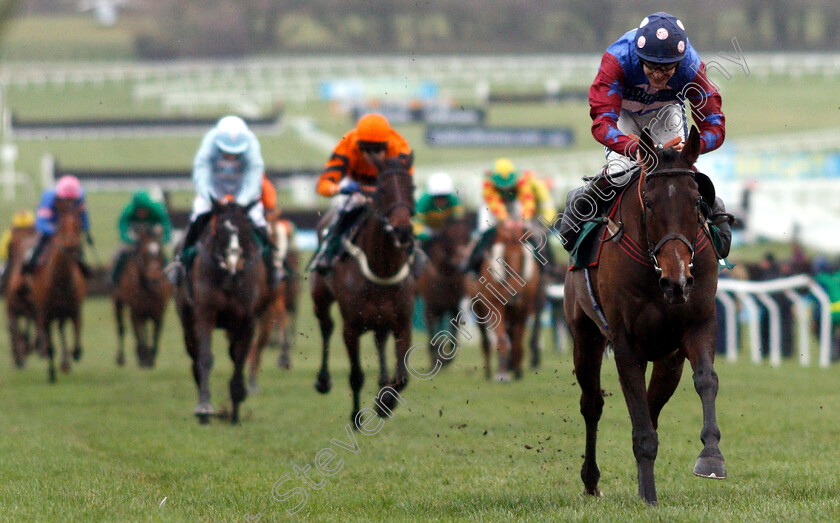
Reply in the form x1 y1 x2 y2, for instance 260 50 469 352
685 276 694 290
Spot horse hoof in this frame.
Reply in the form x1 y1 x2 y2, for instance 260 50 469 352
194 402 215 416
278 354 291 369
72 347 82 361
693 456 726 479
197 415 211 425
116 355 125 367
584 488 603 498
48 368 56 383
496 372 511 383
314 377 332 394
513 369 523 380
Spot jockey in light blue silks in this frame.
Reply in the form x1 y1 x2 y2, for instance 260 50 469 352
166 115 282 288
559 12 733 258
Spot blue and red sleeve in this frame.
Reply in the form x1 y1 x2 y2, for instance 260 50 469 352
685 62 725 154
589 52 636 157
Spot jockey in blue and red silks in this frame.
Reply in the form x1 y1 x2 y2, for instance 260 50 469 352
22 174 93 276
561 12 733 258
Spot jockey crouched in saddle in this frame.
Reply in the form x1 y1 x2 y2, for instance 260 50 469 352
22 175 93 279
0 209 36 292
413 172 465 250
111 190 172 285
559 12 733 258
310 113 414 275
462 158 558 275
165 115 283 289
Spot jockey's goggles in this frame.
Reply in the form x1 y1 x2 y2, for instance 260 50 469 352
358 141 387 154
641 59 679 73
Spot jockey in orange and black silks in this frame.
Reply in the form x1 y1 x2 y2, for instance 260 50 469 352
311 113 415 274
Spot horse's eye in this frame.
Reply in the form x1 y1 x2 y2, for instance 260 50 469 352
644 200 653 210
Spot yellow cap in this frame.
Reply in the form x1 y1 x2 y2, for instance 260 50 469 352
12 209 35 228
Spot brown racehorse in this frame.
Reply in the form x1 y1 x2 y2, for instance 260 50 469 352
564 126 725 504
4 226 38 367
30 198 86 383
175 199 273 424
416 218 471 368
472 219 540 381
113 224 171 368
246 215 295 392
311 158 415 428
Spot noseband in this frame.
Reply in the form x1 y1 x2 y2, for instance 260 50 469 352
639 167 702 274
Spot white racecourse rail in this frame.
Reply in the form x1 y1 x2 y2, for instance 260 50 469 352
546 275 832 368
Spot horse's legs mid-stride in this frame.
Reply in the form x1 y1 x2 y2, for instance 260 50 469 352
570 310 607 498
344 325 365 429
114 299 126 366
58 318 71 373
374 328 390 388
131 312 148 367
191 315 215 424
312 280 334 395
647 354 686 430
37 315 55 383
684 328 726 479
228 323 253 425
374 319 410 416
150 313 164 367
71 310 83 362
613 336 658 504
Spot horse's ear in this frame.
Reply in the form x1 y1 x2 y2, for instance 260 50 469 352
681 125 702 166
637 127 657 171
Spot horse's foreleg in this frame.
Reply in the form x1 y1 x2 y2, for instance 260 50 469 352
494 323 512 383
614 341 658 505
193 316 215 424
508 308 529 380
647 353 686 430
9 314 25 368
150 313 164 368
71 308 83 362
278 312 295 369
58 318 71 373
312 281 334 394
374 329 390 387
229 323 254 424
373 319 410 418
114 299 126 366
131 312 148 367
570 313 607 497
37 315 54 383
685 329 726 480
344 326 365 429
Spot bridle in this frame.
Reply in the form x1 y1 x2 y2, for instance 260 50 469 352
638 167 703 274
373 168 415 250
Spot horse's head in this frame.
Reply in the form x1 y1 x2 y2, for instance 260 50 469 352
372 158 415 250
490 219 537 283
208 198 258 277
637 125 704 304
134 224 167 283
53 197 83 252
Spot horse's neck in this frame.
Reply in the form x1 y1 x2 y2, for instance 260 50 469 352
619 178 647 247
45 243 76 282
356 219 408 276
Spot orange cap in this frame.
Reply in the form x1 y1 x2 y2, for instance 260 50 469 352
356 113 391 142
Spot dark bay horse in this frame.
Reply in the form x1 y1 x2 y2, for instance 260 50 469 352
113 224 171 368
564 126 724 504
246 215 295 391
311 158 415 428
472 219 540 381
175 199 272 424
4 227 38 367
30 198 86 383
416 218 471 368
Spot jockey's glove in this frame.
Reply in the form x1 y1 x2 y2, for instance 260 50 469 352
339 181 361 195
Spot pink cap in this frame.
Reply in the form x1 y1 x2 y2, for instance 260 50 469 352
56 175 82 199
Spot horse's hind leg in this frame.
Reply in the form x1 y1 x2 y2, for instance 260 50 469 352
684 328 726 480
192 317 216 424
114 299 126 366
131 313 149 367
374 329 390 387
570 313 607 498
247 313 271 393
9 314 26 368
149 314 164 367
278 312 295 369
311 277 334 394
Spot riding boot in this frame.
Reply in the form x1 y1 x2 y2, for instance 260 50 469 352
311 206 359 275
166 212 211 285
709 197 734 259
461 228 496 275
255 226 284 290
22 233 49 275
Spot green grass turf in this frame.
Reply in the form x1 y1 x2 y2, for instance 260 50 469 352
1 292 839 521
